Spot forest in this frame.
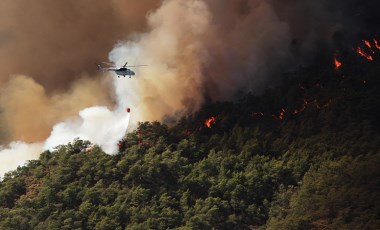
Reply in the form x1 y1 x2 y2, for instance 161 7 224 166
0 39 379 229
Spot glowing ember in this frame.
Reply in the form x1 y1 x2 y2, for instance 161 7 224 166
294 99 309 114
334 56 342 70
357 47 373 61
204 117 216 128
363 40 372 49
334 52 342 70
278 108 286 120
374 39 380 50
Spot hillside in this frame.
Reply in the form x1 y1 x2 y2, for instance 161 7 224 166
0 40 379 229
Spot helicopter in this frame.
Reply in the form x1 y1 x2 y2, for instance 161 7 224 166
96 61 147 78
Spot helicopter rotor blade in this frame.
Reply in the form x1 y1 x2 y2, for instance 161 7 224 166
101 61 117 67
124 65 148 67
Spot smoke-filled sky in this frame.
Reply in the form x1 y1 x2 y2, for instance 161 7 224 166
0 0 378 176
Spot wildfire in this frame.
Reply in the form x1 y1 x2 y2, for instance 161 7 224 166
355 38 380 61
316 99 332 109
293 99 308 114
334 56 342 70
356 47 373 61
251 97 333 122
204 116 216 128
333 51 342 70
276 108 286 120
363 39 372 49
374 39 380 50
357 46 373 61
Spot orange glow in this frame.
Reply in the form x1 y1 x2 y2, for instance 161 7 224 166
374 39 380 50
334 52 342 70
204 117 216 128
334 57 342 70
293 99 308 114
278 108 286 120
357 47 373 61
363 40 372 49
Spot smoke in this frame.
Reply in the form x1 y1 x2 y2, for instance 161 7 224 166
109 0 212 121
109 0 379 122
44 106 130 154
0 105 130 178
1 0 378 176
0 0 159 89
0 0 158 176
0 75 112 143
0 142 43 178
109 0 294 121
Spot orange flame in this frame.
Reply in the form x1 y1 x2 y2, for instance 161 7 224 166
278 108 286 120
334 56 342 70
334 52 342 70
363 39 372 49
357 47 373 61
204 117 216 128
374 39 380 50
293 99 309 114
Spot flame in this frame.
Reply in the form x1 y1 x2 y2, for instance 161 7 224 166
356 47 373 61
204 116 216 128
294 99 308 114
334 56 342 70
363 40 372 49
374 39 380 50
278 108 286 120
334 52 342 70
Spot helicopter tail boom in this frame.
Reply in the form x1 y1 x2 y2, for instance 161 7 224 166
96 64 105 72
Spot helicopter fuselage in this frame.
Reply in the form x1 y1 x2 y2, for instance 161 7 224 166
96 62 143 78
113 67 135 77
115 68 135 77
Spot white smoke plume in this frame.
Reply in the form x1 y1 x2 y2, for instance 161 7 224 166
0 0 294 176
0 104 130 178
44 106 130 154
108 0 293 122
0 142 43 178
1 0 369 177
109 0 211 122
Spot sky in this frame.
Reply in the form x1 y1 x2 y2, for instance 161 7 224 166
0 0 378 177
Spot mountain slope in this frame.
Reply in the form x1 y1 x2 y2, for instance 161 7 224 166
0 43 379 229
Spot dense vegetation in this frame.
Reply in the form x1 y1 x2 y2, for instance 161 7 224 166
0 45 379 229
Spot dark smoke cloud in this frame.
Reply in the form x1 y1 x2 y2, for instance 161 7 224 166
0 0 160 90
0 0 378 175
109 0 379 122
0 0 378 142
0 0 160 143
